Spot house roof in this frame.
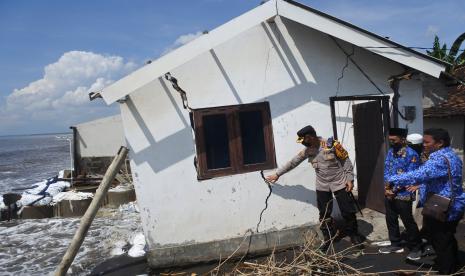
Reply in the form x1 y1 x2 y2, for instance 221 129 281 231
283 0 449 68
100 0 449 104
424 66 465 118
423 89 465 118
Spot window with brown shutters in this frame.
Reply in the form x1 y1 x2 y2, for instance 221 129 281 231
192 102 276 180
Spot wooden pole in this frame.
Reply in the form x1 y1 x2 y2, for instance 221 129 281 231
54 146 129 276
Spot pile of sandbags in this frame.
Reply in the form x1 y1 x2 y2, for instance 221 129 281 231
19 170 70 207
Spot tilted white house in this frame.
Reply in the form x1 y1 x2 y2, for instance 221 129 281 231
96 0 448 267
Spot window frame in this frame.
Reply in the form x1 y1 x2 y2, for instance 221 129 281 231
193 102 277 180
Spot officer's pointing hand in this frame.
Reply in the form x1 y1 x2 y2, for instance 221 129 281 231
266 173 279 183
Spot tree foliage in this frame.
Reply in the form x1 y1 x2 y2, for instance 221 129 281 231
427 33 465 67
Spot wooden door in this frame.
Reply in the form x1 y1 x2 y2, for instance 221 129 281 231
352 100 386 213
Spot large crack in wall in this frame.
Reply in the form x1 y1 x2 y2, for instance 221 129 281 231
256 171 273 233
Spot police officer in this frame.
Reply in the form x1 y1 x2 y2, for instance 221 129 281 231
380 128 422 261
266 125 363 252
388 128 465 274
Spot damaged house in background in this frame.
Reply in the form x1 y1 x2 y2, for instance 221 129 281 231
69 115 135 207
90 0 449 268
70 114 128 176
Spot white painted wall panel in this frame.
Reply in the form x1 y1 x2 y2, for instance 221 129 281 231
120 102 151 154
75 115 125 157
398 79 424 134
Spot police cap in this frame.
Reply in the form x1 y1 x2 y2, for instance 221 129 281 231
297 125 317 138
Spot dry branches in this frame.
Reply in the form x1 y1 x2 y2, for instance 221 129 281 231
229 232 363 276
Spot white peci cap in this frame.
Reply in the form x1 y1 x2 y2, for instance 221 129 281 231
407 133 423 145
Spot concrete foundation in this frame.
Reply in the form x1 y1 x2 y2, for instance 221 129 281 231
21 205 54 219
54 199 93 217
105 189 136 208
147 224 319 269
15 188 136 220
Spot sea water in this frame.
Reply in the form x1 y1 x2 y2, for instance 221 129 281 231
0 134 142 275
0 134 71 194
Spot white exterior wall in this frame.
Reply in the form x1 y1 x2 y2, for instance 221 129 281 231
119 18 423 248
75 115 125 157
398 79 424 134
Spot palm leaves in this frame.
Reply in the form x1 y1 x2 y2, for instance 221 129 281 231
449 32 465 66
427 33 465 67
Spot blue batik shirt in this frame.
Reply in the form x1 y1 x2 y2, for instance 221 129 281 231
384 146 419 201
388 147 465 221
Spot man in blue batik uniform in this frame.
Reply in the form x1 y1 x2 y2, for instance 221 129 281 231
380 128 422 261
388 128 465 274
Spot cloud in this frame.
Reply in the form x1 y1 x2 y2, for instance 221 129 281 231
426 25 440 37
161 31 203 55
0 51 136 134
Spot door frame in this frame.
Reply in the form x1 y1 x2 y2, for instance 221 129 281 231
329 95 390 211
329 95 390 145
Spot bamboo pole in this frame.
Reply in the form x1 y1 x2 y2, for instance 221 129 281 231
54 146 129 276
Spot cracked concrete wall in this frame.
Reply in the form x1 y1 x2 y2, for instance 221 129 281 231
118 17 424 260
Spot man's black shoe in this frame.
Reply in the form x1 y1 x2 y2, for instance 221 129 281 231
422 244 436 256
350 235 364 249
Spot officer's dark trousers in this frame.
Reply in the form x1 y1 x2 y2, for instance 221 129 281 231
317 188 358 239
384 198 421 249
423 216 459 274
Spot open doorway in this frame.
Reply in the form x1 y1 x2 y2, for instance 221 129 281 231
330 95 390 213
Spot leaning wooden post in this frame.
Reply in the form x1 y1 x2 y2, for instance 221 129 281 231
54 146 129 276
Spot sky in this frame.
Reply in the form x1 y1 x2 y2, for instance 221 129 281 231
0 0 464 136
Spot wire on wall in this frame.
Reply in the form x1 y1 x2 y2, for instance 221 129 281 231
335 44 354 144
329 36 409 122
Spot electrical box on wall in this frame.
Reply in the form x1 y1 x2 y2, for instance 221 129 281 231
403 106 416 121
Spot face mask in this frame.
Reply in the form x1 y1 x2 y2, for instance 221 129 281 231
409 144 423 156
302 137 319 148
302 141 312 147
389 141 402 149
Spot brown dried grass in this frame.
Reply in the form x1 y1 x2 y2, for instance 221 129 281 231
205 231 465 276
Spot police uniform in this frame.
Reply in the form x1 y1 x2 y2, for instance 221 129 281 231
275 126 361 248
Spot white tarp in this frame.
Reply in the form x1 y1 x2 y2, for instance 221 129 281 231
19 171 70 207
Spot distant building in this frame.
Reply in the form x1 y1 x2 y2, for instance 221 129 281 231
95 0 448 268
